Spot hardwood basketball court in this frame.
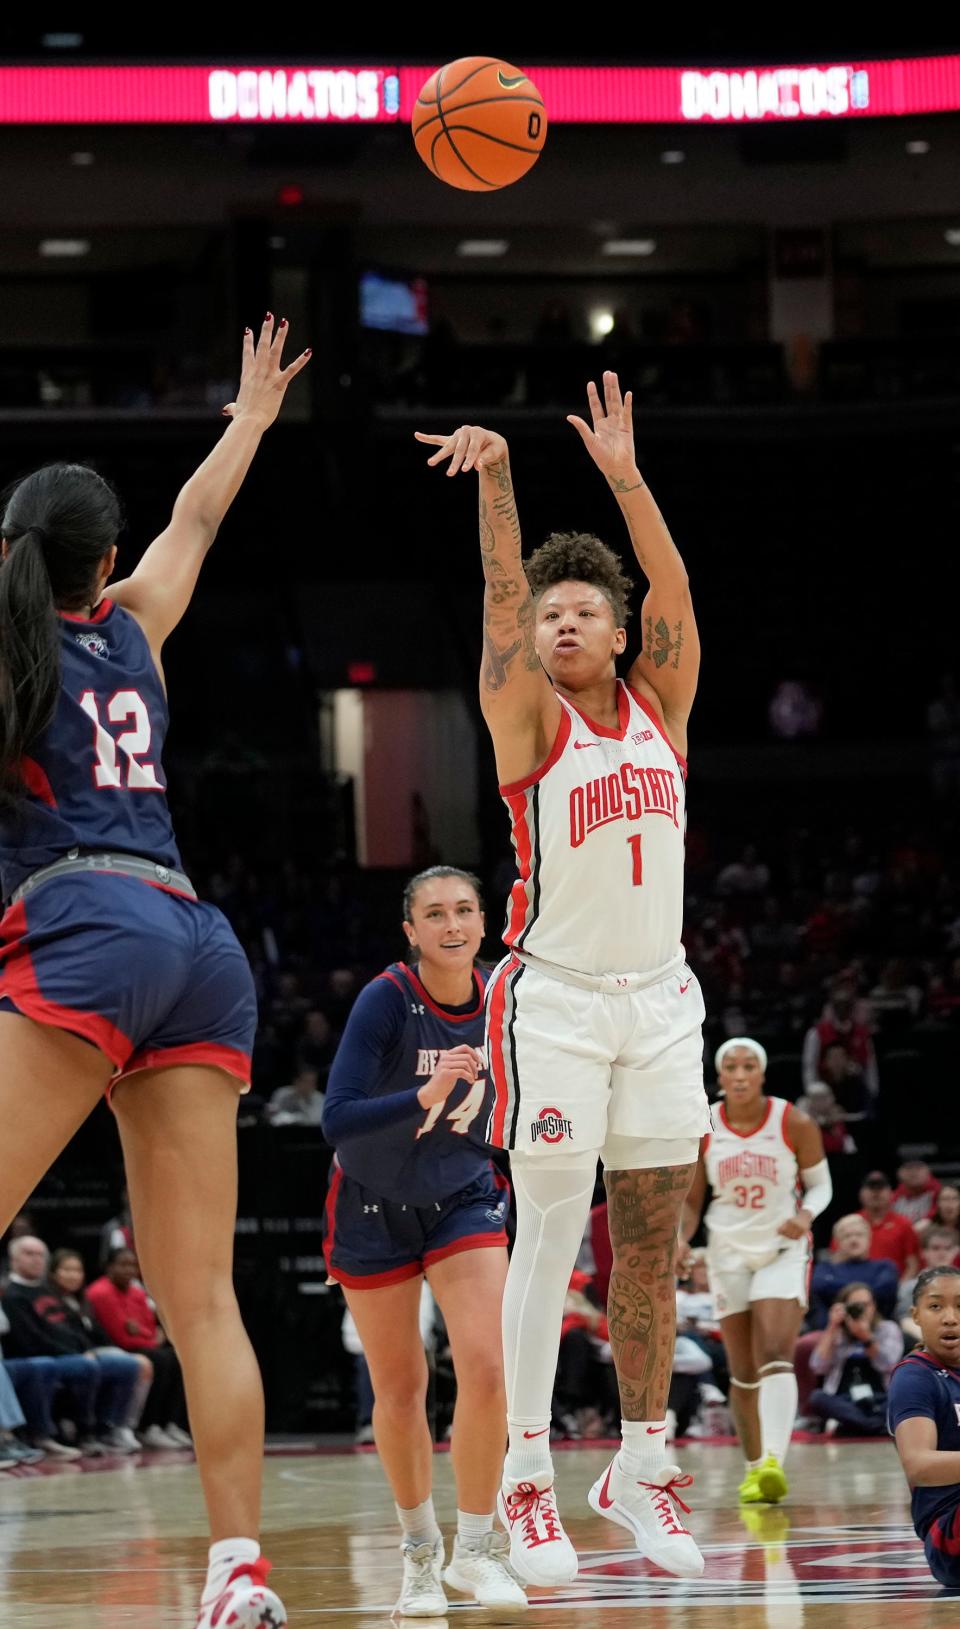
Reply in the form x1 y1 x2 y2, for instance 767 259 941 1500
0 1438 953 1626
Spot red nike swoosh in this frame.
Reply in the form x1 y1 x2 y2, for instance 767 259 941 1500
523 1427 549 1439
597 1465 616 1509
574 741 600 749
679 981 691 994
646 1424 667 1434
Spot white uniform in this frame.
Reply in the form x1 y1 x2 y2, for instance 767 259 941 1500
704 1096 811 1317
486 681 709 1158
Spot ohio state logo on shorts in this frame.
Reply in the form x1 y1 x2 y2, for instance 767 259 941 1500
531 1106 573 1144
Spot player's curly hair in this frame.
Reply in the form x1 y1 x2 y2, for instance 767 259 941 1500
524 531 633 626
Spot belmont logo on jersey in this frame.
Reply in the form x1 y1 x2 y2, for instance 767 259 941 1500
415 1044 486 1076
717 1150 780 1186
531 1106 573 1144
570 760 680 848
74 631 108 658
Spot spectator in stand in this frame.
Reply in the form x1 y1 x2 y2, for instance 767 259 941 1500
808 1215 899 1327
86 1248 191 1451
48 1250 146 1450
266 1059 325 1127
818 1041 873 1123
298 1009 339 1081
808 1282 903 1436
859 1173 921 1280
869 959 923 1036
918 1185 960 1252
897 1229 960 1343
0 1307 46 1468
750 900 800 961
98 1188 134 1268
795 1082 857 1156
676 1254 727 1391
802 979 879 1097
2 1236 108 1458
324 969 359 1032
716 844 771 897
892 1161 942 1229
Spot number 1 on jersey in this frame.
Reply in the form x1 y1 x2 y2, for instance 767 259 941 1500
627 832 643 886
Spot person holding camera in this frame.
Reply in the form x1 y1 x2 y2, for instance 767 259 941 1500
808 1282 903 1435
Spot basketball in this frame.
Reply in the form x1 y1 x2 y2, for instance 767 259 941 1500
412 57 547 191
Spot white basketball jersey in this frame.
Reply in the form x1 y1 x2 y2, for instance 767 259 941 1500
704 1097 800 1265
499 680 687 978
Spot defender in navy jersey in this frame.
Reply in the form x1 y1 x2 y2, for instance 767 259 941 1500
322 868 525 1616
0 315 310 1629
889 1265 960 1587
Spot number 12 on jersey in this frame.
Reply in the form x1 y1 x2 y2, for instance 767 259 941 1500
79 690 163 791
627 832 643 886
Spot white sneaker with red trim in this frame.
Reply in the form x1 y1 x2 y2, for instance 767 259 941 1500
195 1557 287 1628
498 1475 578 1585
587 1457 703 1577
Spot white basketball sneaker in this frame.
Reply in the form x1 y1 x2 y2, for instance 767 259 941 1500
396 1536 448 1617
498 1475 578 1585
588 1457 704 1577
195 1557 286 1628
444 1531 528 1609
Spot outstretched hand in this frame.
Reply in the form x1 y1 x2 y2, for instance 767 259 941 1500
414 424 508 475
567 370 639 484
222 313 312 429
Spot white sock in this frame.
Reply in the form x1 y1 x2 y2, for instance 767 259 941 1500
501 1152 597 1485
747 1456 763 1471
396 1497 441 1546
759 1370 798 1464
201 1537 260 1605
457 1509 494 1545
618 1419 670 1479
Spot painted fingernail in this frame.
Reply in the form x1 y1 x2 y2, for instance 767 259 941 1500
265 311 273 321
244 327 252 335
303 347 312 356
279 316 288 327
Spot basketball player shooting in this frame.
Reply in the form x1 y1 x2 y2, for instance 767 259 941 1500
415 372 709 1583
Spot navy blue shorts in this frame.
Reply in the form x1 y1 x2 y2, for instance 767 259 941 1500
925 1503 960 1589
0 873 257 1087
323 1161 509 1289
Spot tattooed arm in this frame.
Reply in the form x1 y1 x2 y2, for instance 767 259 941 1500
568 371 700 755
414 423 559 782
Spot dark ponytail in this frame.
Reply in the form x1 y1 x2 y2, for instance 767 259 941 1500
0 463 122 810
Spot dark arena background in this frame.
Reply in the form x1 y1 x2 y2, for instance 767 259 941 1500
1 23 959 1627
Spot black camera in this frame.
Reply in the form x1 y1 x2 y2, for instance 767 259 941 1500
845 1301 867 1320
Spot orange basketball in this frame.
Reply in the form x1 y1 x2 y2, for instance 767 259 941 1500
412 57 547 191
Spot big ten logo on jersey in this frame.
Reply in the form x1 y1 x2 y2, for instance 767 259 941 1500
569 761 680 849
531 1106 574 1144
416 1046 487 1142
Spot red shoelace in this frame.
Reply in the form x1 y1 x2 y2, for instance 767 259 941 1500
637 1472 694 1535
507 1482 563 1546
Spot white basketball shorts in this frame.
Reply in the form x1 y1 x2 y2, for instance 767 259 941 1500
707 1237 812 1319
485 951 709 1160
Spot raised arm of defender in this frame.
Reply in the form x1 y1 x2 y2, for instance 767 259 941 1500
568 371 700 754
415 425 559 784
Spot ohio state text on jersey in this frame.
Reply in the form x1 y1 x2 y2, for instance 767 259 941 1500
499 680 687 978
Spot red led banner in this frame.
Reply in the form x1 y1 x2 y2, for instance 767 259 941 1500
1 58 959 125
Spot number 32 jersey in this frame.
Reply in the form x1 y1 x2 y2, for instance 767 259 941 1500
704 1097 800 1266
0 600 181 902
500 680 687 978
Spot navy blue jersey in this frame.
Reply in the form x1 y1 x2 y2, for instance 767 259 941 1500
888 1349 960 1538
322 961 494 1206
0 601 182 901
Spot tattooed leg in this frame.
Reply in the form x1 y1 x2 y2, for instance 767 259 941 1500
604 1164 696 1421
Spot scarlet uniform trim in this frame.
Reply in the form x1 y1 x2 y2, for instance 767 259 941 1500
0 899 130 1067
625 681 688 774
487 955 520 1146
19 756 57 808
780 1098 797 1152
331 1259 425 1290
499 706 571 796
504 789 534 946
57 598 114 625
396 962 486 1023
322 1161 344 1280
718 1097 774 1140
423 1231 507 1267
566 681 632 741
113 1041 252 1087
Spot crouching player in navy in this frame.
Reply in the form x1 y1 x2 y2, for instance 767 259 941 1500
322 867 525 1617
889 1265 960 1590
